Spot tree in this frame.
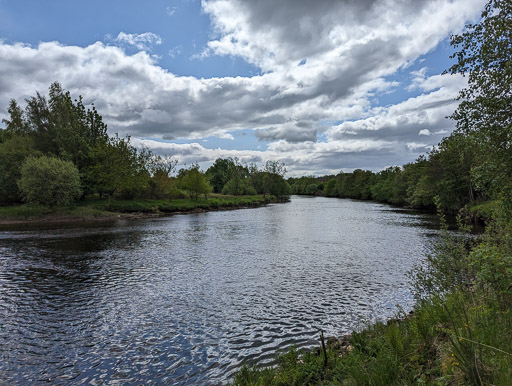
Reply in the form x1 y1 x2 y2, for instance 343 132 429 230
447 0 512 196
206 157 250 195
1 99 29 137
304 183 318 195
428 133 480 211
206 158 234 193
18 156 82 207
222 178 256 195
146 156 178 199
0 134 37 204
85 135 150 198
2 82 109 172
323 179 337 197
371 167 400 203
179 165 213 200
260 160 290 198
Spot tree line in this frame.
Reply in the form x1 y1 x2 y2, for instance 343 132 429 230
290 137 485 214
292 0 511 216
0 83 290 207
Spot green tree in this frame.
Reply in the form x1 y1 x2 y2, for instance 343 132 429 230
1 99 29 137
18 156 82 207
222 178 256 195
85 135 150 198
146 157 178 199
447 0 512 196
206 158 234 193
261 160 290 198
0 134 37 204
4 82 109 172
304 183 318 195
207 157 250 195
371 167 401 203
179 165 213 200
323 179 337 197
428 133 480 211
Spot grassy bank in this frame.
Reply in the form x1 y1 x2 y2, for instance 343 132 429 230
0 194 278 223
232 202 512 385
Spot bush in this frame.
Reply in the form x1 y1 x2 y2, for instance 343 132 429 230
221 178 256 195
178 166 213 200
18 156 82 207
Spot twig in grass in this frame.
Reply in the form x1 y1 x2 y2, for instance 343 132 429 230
456 337 512 357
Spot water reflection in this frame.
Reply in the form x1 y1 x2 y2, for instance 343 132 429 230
0 196 439 384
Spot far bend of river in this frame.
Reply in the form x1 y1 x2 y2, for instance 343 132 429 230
0 196 440 384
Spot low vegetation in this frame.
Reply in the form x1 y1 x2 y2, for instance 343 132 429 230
0 195 275 223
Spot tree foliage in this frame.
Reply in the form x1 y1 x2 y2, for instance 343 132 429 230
0 82 174 204
85 135 151 199
18 156 82 207
447 0 512 194
179 165 213 200
206 158 234 193
0 134 37 204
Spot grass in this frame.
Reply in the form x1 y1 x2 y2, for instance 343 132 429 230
98 195 273 213
0 194 276 222
0 203 109 220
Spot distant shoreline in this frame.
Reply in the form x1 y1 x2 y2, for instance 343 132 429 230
0 195 284 226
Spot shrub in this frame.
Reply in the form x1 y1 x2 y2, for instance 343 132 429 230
18 156 82 207
221 178 256 195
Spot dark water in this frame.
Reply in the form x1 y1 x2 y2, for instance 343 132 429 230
0 196 439 384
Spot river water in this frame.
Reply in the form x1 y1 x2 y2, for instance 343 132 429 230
0 196 439 384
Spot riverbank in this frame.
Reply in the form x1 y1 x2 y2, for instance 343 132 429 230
231 201 512 385
0 194 280 225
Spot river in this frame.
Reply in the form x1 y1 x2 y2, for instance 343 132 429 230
0 196 439 384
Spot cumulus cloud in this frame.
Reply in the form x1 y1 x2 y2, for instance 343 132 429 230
0 0 486 173
327 73 467 147
132 137 402 176
114 32 162 51
202 0 482 73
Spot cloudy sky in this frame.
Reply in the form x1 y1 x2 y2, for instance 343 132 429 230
0 0 485 176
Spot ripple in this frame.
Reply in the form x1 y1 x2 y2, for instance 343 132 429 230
0 196 438 384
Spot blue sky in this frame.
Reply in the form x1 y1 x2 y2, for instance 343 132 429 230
0 0 486 175
0 0 259 78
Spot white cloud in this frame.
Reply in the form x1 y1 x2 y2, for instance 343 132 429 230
114 32 162 51
327 73 467 146
166 6 176 16
168 45 182 58
0 0 486 174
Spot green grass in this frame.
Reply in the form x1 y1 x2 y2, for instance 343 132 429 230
0 194 275 222
0 203 114 221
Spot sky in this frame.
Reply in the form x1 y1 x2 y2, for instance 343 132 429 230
0 0 486 176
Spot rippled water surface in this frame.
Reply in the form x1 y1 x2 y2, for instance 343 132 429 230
0 196 439 384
